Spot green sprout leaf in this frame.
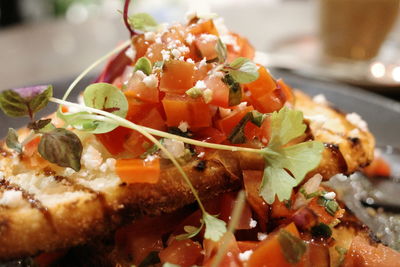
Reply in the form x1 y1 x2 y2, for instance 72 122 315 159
0 85 52 118
259 107 324 204
222 73 242 107
225 57 259 84
5 128 22 153
216 38 227 64
82 83 128 133
175 223 204 240
128 13 158 32
27 119 53 133
203 213 227 242
38 128 83 171
278 229 307 264
134 57 152 75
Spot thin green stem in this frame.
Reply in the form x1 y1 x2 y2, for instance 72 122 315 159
61 40 131 101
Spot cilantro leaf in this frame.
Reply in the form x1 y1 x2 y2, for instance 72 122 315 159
128 13 158 32
203 213 227 242
226 57 259 84
175 224 204 240
259 107 324 204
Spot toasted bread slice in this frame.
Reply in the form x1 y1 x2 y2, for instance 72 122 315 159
0 91 374 260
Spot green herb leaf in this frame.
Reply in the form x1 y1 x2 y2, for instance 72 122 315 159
175 224 204 240
259 107 324 204
5 128 22 153
318 197 339 216
128 13 158 32
226 58 259 84
216 38 227 64
311 223 332 238
228 112 253 144
0 85 52 118
278 229 307 264
203 213 227 242
222 74 242 106
83 83 128 133
134 57 152 75
28 119 52 132
185 87 203 98
251 110 267 127
38 128 83 171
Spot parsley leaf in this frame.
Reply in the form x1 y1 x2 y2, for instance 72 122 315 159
259 107 324 204
128 13 158 32
203 213 227 242
225 57 259 84
175 224 204 240
5 128 22 153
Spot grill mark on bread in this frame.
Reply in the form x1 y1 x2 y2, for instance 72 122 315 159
0 179 55 230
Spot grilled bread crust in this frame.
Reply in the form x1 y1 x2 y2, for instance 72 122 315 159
0 91 374 260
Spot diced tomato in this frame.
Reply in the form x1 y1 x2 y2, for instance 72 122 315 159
242 170 269 231
245 66 275 98
304 242 330 267
307 197 344 225
271 196 296 220
217 106 254 136
227 33 255 62
188 20 219 36
160 60 195 94
194 127 226 144
125 72 159 103
250 88 286 114
248 223 304 267
193 61 212 82
125 96 158 122
204 75 231 108
363 156 391 178
162 24 186 43
203 232 242 267
237 241 259 253
123 131 148 157
258 117 271 145
195 37 218 61
115 157 160 184
219 192 254 230
162 94 212 128
138 107 166 131
343 235 400 267
145 42 165 63
96 126 131 155
159 239 203 267
133 34 151 61
24 136 41 157
277 78 294 104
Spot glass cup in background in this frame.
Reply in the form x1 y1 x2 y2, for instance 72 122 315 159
319 0 400 61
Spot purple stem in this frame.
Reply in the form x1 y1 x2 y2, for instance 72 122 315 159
123 0 136 37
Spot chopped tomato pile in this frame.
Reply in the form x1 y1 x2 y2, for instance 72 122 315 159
94 17 294 184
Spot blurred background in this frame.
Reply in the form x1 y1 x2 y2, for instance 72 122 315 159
0 0 400 99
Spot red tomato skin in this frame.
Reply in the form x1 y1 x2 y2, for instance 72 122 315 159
204 75 231 108
96 126 131 155
159 239 203 267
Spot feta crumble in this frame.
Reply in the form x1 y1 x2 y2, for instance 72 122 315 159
144 31 156 41
239 250 253 262
313 94 328 105
249 218 257 228
185 33 195 44
0 190 26 208
178 121 189 132
195 80 207 89
125 45 136 60
257 232 268 241
323 191 336 200
143 74 159 88
346 112 368 131
161 139 186 158
82 145 103 170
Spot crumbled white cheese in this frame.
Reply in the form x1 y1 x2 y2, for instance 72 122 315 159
185 33 195 44
186 58 195 64
143 74 159 88
304 115 327 130
237 102 248 109
178 121 189 132
323 191 336 200
249 218 257 228
178 56 185 61
349 128 360 137
0 190 26 208
99 163 108 173
161 50 171 61
82 145 103 170
200 33 218 43
239 250 253 262
0 171 3 178
144 31 156 41
197 152 205 158
346 112 368 131
199 57 207 69
125 45 136 60
178 45 189 54
161 139 186 158
106 158 116 172
220 34 240 51
171 48 181 59
313 94 328 105
257 232 268 241
135 70 147 80
212 71 224 78
213 17 229 35
195 80 207 89
219 107 232 118
155 36 162 44
202 89 213 104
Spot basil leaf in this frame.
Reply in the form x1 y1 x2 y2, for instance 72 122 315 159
222 74 242 106
203 213 227 242
134 57 152 75
216 38 227 64
83 83 128 134
227 58 259 84
128 13 158 32
0 85 52 118
278 229 307 264
5 128 22 153
228 112 253 144
38 128 83 171
176 224 204 240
